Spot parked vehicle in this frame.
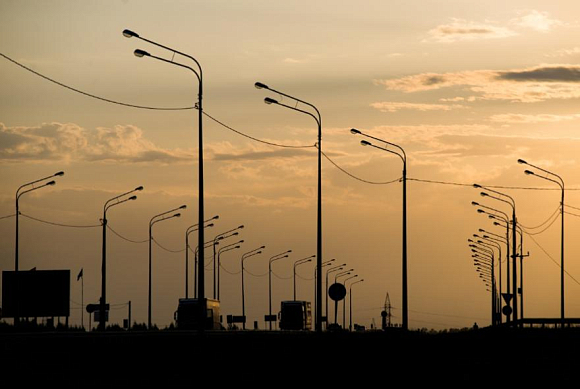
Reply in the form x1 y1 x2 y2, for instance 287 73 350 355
174 298 221 330
279 300 312 330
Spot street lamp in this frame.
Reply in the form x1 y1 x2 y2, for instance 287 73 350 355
241 246 264 330
213 225 244 298
326 263 346 329
293 255 315 301
217 241 243 300
125 29 208 325
519 158 565 325
256 81 323 332
352 128 408 331
148 205 185 329
14 171 63 325
343 275 358 329
349 279 364 331
185 216 217 298
268 250 291 330
333 270 353 326
195 238 222 297
314 258 335 324
100 186 141 331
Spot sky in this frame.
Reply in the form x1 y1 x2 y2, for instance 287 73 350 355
1 0 580 330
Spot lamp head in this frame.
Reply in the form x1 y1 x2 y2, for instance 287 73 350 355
135 186 144 191
480 192 489 197
254 82 269 90
134 49 150 58
46 180 56 186
238 225 244 229
264 97 278 105
517 159 527 165
212 215 220 220
232 232 239 236
473 184 482 189
54 171 65 177
206 223 214 228
122 29 139 38
179 205 187 210
477 209 485 214
129 195 137 201
360 140 372 147
239 240 245 243
524 170 534 176
493 222 501 226
350 128 361 135
174 213 181 218
471 201 479 206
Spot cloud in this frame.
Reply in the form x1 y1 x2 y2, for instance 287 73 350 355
425 18 517 43
496 66 580 83
489 113 580 124
546 47 580 58
283 57 309 64
510 10 564 32
370 102 466 113
0 122 192 163
374 65 580 102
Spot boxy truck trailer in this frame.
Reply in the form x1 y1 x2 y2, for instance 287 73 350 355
278 300 312 330
174 298 221 330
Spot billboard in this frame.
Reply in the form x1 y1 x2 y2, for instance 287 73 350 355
2 270 70 318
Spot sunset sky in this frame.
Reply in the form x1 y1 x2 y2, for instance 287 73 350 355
2 0 580 330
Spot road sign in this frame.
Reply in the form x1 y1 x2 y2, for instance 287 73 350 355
502 306 513 316
264 314 277 322
328 283 347 301
501 293 513 304
86 303 109 313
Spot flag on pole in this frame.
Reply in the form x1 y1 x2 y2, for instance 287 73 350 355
77 268 83 281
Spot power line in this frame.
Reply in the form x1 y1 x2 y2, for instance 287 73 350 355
521 210 560 236
107 224 148 243
564 210 580 218
407 178 580 191
524 231 580 287
271 271 293 280
20 213 101 228
203 111 316 149
320 147 401 185
219 264 241 276
152 237 184 253
0 52 195 111
0 213 16 220
244 269 269 277
519 204 561 230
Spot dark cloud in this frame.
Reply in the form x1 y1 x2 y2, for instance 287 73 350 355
424 76 446 85
497 66 580 82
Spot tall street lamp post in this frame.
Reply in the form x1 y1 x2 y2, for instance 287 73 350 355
241 246 264 330
185 216 217 298
15 171 64 325
124 29 207 326
268 250 291 330
351 128 408 331
149 205 185 329
256 82 323 332
349 279 364 331
519 159 565 326
293 255 315 301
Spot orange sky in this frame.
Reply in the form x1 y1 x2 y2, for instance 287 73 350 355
1 1 580 330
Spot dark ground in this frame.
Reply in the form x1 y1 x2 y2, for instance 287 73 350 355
1 327 579 383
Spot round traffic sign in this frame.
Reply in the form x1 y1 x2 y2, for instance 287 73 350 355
328 283 347 301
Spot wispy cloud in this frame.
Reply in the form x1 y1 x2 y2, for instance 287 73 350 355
545 47 580 58
0 122 192 163
370 102 466 113
425 18 517 43
282 57 310 64
374 64 580 102
489 113 580 124
510 10 564 32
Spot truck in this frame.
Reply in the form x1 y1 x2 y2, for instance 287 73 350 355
174 298 222 330
278 300 312 330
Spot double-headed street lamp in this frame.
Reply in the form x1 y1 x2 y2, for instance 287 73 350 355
217 241 243 300
256 81 323 332
149 205 185 329
241 246 265 330
326 264 346 329
293 255 315 301
15 171 64 325
124 30 208 327
100 185 141 331
343 275 358 328
349 279 364 331
185 215 218 298
519 159 565 325
268 250 291 330
351 128 408 331
333 270 352 325
314 258 334 323
213 226 244 298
